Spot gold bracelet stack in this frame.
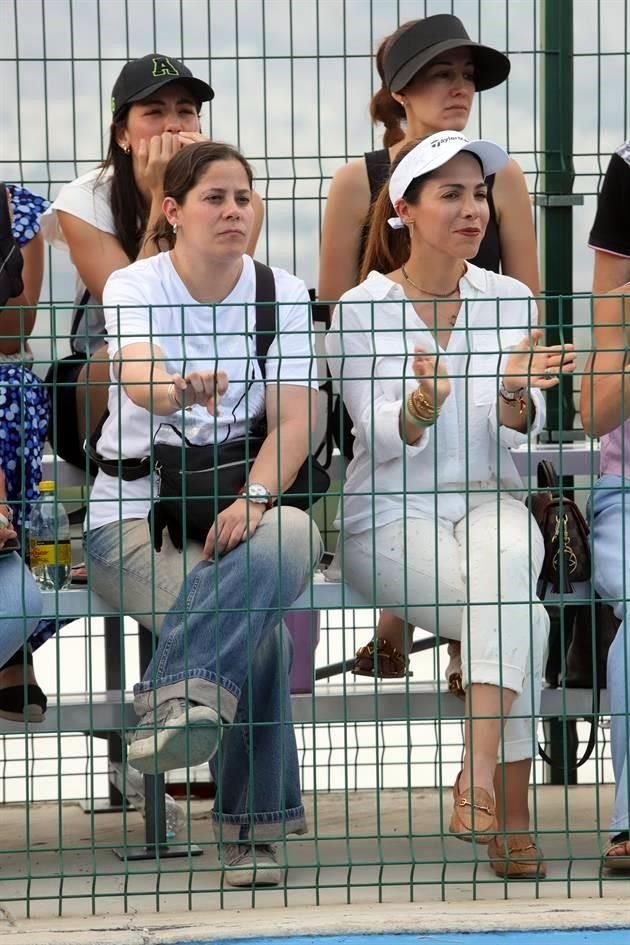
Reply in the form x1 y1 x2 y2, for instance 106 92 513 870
406 387 439 428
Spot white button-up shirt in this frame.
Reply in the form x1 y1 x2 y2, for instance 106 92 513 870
325 264 545 536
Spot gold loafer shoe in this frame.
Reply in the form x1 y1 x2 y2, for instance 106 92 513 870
449 772 497 844
488 834 547 879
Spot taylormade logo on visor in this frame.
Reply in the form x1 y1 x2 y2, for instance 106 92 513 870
386 131 509 230
431 134 467 147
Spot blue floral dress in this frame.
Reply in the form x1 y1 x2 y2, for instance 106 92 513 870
1 186 54 651
6 185 49 248
1 185 50 528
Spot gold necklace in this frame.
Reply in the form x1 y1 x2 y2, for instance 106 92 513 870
401 264 463 298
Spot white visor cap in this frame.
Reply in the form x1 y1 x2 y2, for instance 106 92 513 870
387 131 509 229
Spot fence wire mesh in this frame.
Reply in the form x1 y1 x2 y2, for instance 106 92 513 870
0 0 628 921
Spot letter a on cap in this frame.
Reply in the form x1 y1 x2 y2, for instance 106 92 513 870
152 56 179 78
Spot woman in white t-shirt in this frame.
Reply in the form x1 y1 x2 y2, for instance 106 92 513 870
326 131 576 879
85 141 320 888
41 53 263 476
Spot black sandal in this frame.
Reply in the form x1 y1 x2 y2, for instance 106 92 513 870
0 648 47 723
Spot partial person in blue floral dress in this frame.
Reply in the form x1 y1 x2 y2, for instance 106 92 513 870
0 184 50 720
1 184 50 527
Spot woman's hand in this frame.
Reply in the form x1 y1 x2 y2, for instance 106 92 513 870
135 133 187 198
203 498 266 560
412 346 451 410
170 370 229 414
504 328 576 391
176 132 209 147
0 483 16 551
136 132 210 199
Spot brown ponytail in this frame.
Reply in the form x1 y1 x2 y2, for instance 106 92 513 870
151 214 175 251
369 37 405 148
359 140 427 281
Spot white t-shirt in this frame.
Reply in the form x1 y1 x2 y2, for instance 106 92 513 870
325 264 545 536
41 167 115 353
88 252 317 530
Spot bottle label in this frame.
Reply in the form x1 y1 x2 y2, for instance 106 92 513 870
29 540 72 568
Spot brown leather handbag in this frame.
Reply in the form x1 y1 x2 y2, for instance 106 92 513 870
528 460 590 595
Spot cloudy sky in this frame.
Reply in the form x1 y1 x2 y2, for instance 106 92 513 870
1 0 629 330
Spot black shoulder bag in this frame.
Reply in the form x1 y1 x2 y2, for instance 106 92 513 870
91 260 330 551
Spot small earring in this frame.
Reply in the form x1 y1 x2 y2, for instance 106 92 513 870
172 223 177 235
122 144 130 154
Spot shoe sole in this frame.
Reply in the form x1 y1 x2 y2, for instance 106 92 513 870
0 706 45 723
128 707 220 774
224 868 281 887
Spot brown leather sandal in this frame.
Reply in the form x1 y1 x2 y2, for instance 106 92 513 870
447 671 465 700
449 771 497 843
488 834 547 879
603 831 630 872
352 639 411 678
445 642 465 700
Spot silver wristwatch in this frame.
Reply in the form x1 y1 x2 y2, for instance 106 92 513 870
499 382 528 402
243 483 273 508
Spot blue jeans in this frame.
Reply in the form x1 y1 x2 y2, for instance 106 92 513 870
87 507 321 842
0 552 42 664
590 475 630 836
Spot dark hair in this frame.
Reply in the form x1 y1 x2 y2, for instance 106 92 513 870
98 112 146 261
99 95 203 261
369 36 406 149
151 141 254 250
360 146 484 279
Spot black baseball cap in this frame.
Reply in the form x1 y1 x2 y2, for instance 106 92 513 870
383 15 510 93
111 54 214 121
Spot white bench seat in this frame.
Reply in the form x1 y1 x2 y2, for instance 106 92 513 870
0 684 607 737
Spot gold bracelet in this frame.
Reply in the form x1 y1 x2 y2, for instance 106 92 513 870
405 400 435 429
407 388 438 423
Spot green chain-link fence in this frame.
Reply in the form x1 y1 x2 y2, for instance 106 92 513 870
0 0 628 920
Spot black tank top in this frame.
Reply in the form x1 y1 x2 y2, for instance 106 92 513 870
359 147 501 273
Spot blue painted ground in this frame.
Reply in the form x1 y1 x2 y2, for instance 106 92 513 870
196 933 630 945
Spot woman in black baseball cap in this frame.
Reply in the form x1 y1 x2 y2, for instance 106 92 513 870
320 15 536 312
42 54 264 488
318 14 540 682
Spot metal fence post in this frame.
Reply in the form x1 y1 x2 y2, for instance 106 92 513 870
539 0 579 783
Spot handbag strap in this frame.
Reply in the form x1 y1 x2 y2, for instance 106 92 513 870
537 459 558 492
253 259 276 380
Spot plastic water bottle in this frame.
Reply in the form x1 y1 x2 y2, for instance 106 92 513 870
29 481 72 590
108 762 186 839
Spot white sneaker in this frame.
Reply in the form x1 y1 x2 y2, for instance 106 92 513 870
222 843 281 887
127 698 220 774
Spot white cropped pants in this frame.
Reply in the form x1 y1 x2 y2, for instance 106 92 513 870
341 495 549 763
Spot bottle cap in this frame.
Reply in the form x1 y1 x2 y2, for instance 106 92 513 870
39 481 54 493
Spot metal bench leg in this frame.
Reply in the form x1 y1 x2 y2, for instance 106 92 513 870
115 623 202 861
80 615 133 814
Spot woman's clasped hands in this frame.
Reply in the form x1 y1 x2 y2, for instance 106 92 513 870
137 132 209 197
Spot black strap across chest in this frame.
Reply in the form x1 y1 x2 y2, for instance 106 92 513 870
90 260 279 480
